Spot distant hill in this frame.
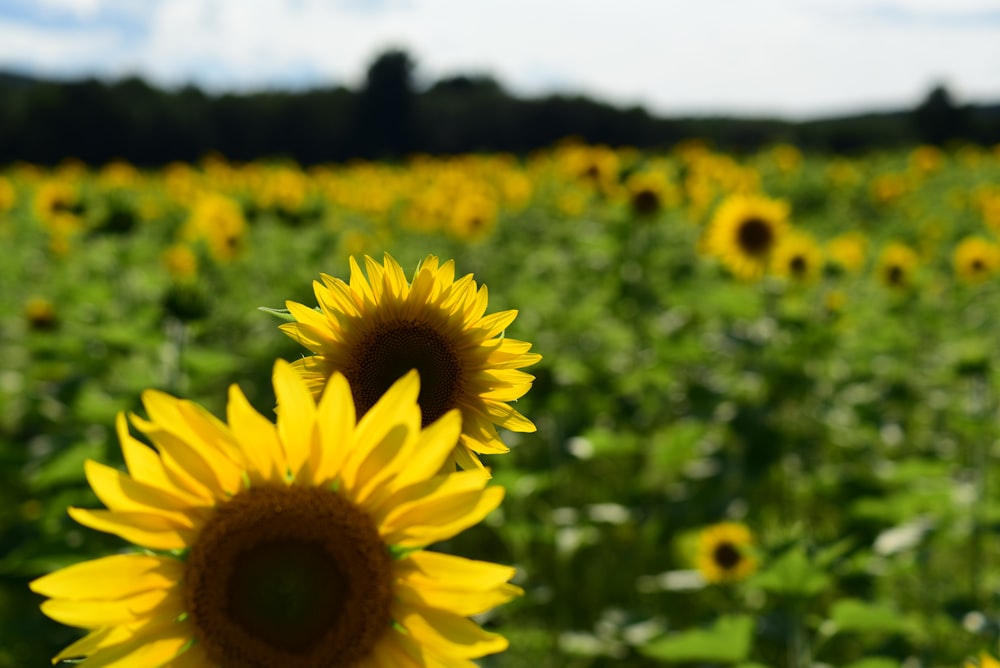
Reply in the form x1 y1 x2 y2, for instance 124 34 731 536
1 54 997 166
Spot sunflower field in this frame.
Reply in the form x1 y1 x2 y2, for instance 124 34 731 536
1 140 1000 667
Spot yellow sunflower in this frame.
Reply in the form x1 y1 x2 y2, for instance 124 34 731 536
625 170 677 218
696 522 758 584
825 232 868 274
281 254 541 471
30 361 520 667
770 233 823 283
966 652 1000 668
953 236 1000 285
876 242 920 290
704 194 791 280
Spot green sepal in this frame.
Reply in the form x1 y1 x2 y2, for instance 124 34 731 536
257 306 297 323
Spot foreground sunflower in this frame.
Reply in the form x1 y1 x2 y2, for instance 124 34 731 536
281 253 541 471
696 522 758 584
703 194 790 281
31 361 521 667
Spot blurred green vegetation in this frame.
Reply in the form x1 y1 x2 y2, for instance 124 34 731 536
0 140 999 666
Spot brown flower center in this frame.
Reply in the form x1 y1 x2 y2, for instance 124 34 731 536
789 254 808 277
713 541 743 571
631 189 660 217
736 217 775 256
886 264 905 286
184 485 393 668
346 320 464 426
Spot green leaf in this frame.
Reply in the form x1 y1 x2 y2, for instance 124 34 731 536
753 545 831 597
27 440 106 491
257 306 297 323
639 615 754 663
829 599 915 636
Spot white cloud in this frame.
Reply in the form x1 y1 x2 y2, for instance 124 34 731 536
1 0 998 117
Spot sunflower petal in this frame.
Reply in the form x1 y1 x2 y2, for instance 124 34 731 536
379 480 503 547
273 359 319 483
393 603 509 659
40 588 177 628
30 554 183 601
396 552 521 616
227 383 286 483
84 461 202 523
342 370 421 490
75 619 194 668
68 508 193 550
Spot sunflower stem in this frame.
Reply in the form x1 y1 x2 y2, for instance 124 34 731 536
162 315 188 394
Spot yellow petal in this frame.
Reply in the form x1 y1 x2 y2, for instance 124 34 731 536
341 370 420 491
349 255 377 306
393 603 508 659
481 401 536 433
40 587 177 628
75 619 194 668
288 355 330 401
452 444 487 473
315 276 361 320
84 461 202 524
360 632 423 668
476 309 518 338
396 553 521 616
363 255 388 301
285 300 332 334
369 409 463 499
273 359 319 483
310 372 355 485
379 480 503 548
137 425 242 500
161 641 212 668
30 554 183 600
68 508 194 551
226 383 286 484
381 253 410 300
53 627 129 664
115 414 199 503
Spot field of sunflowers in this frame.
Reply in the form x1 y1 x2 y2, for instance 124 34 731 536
1 140 999 667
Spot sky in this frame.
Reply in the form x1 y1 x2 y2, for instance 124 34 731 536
0 0 998 119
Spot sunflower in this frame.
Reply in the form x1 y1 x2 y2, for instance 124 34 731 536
696 522 757 584
281 254 540 472
825 232 868 274
30 361 520 667
876 242 919 290
625 170 676 218
183 192 247 262
703 194 790 280
953 236 1000 285
770 233 823 283
966 653 1000 668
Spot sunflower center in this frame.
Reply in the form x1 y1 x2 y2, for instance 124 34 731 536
736 217 775 256
184 485 393 668
971 258 985 273
713 541 743 570
789 255 808 276
348 320 464 426
632 189 660 216
886 264 905 286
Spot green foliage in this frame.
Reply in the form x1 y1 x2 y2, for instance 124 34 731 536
639 615 754 663
2 142 999 666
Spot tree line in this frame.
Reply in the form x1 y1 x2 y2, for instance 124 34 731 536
1 49 997 166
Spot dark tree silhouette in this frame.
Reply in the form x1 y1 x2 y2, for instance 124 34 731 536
351 49 417 158
912 84 971 145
